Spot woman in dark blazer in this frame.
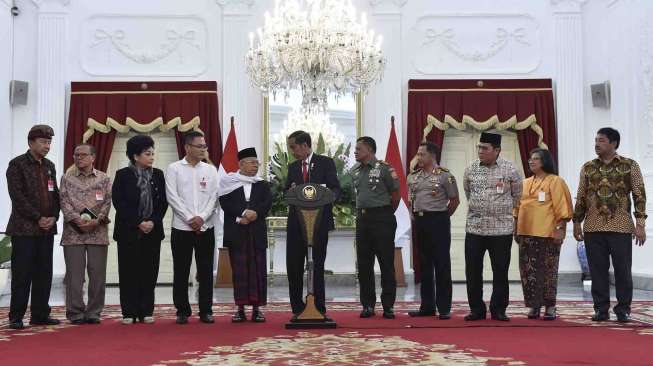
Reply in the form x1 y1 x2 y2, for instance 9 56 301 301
112 134 168 324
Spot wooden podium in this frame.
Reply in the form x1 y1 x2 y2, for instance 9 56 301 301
214 248 233 288
284 183 337 329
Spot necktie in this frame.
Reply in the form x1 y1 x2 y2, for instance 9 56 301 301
302 161 309 183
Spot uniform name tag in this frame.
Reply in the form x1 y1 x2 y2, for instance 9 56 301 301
496 180 504 194
47 179 55 192
95 190 104 201
200 179 207 190
538 191 546 202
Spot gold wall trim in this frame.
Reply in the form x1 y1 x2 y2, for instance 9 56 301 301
82 116 202 142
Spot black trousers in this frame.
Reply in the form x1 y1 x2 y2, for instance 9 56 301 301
117 235 161 319
286 226 328 314
465 233 512 315
171 228 215 316
356 206 397 310
9 235 54 322
584 232 632 315
415 212 452 314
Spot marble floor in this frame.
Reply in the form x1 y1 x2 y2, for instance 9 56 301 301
2 280 653 308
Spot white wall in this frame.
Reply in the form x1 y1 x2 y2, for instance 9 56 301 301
4 0 652 281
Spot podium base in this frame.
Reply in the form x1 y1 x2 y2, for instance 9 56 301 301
285 318 337 329
285 293 337 329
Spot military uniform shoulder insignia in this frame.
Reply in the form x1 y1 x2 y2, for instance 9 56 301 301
378 160 390 166
439 167 450 172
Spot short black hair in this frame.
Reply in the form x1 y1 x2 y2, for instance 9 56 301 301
356 136 377 153
529 148 557 175
597 127 620 149
419 141 440 158
74 143 96 155
288 130 312 148
126 134 155 164
183 130 204 146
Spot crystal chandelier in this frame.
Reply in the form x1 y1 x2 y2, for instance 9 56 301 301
245 0 386 112
274 108 345 154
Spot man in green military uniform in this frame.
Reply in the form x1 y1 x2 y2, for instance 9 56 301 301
407 141 459 320
352 136 400 319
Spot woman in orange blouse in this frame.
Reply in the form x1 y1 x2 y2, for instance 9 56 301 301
514 148 573 320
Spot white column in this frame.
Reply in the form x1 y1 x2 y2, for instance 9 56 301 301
367 0 410 269
0 0 14 231
32 0 70 279
33 0 69 171
366 0 406 159
552 0 587 190
217 0 262 153
552 0 587 273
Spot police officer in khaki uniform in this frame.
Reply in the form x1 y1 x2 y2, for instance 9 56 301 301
408 142 460 320
352 136 400 319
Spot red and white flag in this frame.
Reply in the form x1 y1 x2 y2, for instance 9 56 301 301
385 117 412 268
219 117 239 177
217 118 239 250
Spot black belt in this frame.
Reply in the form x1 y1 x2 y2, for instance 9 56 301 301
414 210 448 217
358 206 392 215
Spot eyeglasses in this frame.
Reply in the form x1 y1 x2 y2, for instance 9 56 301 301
189 144 208 149
73 153 92 158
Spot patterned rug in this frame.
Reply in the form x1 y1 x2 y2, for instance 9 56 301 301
0 301 651 365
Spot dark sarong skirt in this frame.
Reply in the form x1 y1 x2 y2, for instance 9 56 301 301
229 229 267 306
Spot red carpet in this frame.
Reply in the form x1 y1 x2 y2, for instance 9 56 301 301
1 302 652 365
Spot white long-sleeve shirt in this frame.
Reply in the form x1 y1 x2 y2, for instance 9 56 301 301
165 158 219 231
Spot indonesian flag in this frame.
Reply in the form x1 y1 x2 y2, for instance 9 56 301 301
219 117 239 176
385 117 412 269
216 118 239 249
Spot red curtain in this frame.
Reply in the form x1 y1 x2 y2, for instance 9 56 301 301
64 81 222 172
406 79 558 283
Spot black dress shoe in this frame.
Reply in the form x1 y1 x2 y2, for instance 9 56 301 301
408 309 436 317
232 311 246 323
542 307 557 321
86 318 101 325
464 312 486 321
176 315 189 324
383 308 395 319
616 313 631 323
359 307 375 318
200 314 215 324
591 312 609 322
30 318 60 326
70 318 86 325
9 321 24 330
491 312 510 321
252 311 266 323
438 313 451 320
527 307 541 319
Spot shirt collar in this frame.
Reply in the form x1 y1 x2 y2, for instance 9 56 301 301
75 167 98 177
593 154 622 164
363 157 378 167
304 152 314 165
182 157 204 167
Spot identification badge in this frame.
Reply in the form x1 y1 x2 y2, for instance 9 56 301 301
95 190 104 201
538 191 546 202
200 179 207 190
47 179 55 192
496 180 504 194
